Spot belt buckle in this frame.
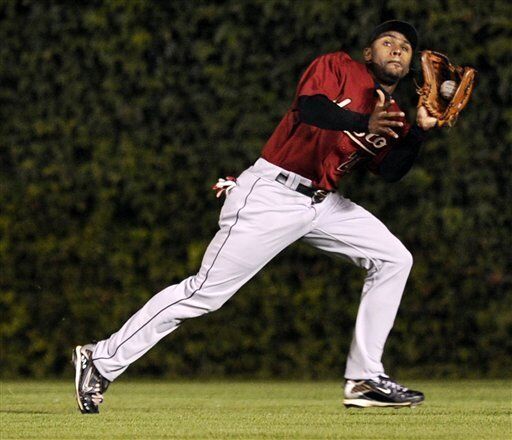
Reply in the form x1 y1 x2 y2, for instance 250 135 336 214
312 189 328 204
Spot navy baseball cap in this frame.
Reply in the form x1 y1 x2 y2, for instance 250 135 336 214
369 20 418 50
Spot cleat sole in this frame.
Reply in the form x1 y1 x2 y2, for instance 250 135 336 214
343 398 421 409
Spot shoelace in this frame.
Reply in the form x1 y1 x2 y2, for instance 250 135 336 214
83 362 107 395
378 375 409 392
90 393 104 405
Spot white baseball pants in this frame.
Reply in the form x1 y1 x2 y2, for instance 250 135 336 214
92 158 413 381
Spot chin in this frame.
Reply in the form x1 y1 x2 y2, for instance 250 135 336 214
371 63 403 85
385 67 404 80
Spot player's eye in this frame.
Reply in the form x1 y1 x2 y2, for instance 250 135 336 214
402 46 409 52
383 41 391 46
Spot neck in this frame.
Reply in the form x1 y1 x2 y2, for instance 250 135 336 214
378 82 397 94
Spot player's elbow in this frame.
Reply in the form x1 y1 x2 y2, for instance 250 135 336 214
379 167 408 183
379 157 415 182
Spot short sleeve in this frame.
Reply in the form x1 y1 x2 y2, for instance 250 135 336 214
296 53 346 101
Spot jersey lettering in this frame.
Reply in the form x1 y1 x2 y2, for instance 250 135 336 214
343 131 388 156
337 151 366 173
353 132 387 149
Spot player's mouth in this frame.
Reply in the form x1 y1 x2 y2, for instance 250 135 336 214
387 60 402 67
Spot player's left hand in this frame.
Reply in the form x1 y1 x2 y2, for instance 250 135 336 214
416 105 438 130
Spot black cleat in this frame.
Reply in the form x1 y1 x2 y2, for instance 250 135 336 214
72 344 110 414
343 374 424 408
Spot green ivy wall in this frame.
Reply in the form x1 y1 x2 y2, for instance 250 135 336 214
1 0 510 378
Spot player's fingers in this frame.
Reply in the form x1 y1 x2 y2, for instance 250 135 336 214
384 128 399 139
382 97 394 111
381 111 405 119
375 89 386 108
381 120 404 127
375 126 399 138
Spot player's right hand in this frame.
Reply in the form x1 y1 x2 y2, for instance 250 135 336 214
368 89 404 139
416 105 438 130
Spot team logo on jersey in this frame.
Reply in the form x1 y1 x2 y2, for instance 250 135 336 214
343 132 387 156
333 98 388 156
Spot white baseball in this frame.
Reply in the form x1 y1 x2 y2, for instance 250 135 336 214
440 80 457 100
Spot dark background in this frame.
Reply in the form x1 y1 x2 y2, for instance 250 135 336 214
1 0 510 379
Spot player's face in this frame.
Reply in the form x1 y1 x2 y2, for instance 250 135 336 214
364 31 413 85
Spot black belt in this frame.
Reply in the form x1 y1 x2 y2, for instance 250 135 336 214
275 172 330 204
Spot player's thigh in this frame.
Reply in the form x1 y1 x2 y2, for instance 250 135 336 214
302 197 412 270
202 171 314 275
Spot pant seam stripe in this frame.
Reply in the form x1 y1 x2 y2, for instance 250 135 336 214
92 177 262 362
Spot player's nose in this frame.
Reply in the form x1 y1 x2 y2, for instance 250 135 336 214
391 46 402 57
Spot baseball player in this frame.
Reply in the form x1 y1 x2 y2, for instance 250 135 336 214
73 20 439 413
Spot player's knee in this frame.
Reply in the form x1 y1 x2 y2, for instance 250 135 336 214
395 246 413 271
206 302 223 313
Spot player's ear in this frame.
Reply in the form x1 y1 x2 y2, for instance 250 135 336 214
363 47 372 63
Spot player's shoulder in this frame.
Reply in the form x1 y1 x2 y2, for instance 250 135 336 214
312 50 351 63
311 51 366 70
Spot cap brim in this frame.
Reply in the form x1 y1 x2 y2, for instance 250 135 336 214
369 20 418 50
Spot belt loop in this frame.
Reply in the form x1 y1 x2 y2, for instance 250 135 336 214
286 174 296 190
285 172 295 188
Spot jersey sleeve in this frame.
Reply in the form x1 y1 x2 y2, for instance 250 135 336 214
296 53 346 101
366 146 392 174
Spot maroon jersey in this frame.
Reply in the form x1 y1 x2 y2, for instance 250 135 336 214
261 51 411 191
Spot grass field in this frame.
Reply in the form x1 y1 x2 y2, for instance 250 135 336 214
1 380 510 439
